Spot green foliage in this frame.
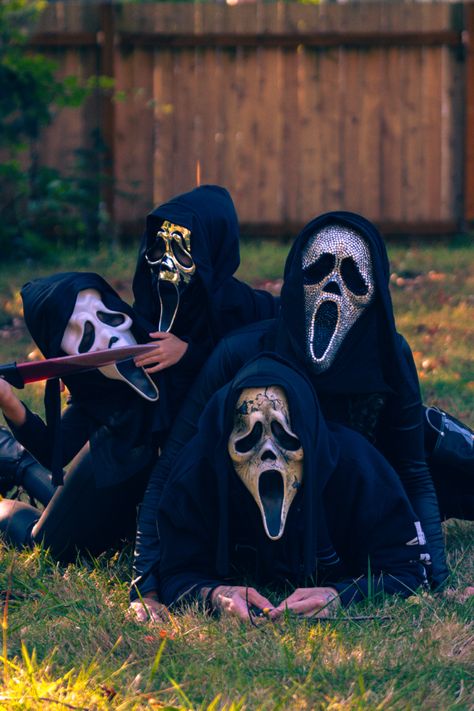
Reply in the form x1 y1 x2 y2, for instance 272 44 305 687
0 0 115 259
0 0 89 148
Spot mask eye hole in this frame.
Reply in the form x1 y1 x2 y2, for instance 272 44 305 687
146 236 166 264
340 257 368 296
234 421 263 453
97 311 125 327
78 320 95 354
303 253 335 285
271 420 301 451
171 237 193 268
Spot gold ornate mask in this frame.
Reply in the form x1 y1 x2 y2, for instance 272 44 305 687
228 386 304 540
145 221 195 286
145 221 196 331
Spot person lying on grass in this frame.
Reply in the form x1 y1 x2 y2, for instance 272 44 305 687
151 355 430 621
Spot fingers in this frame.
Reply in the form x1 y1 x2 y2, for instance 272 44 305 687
128 598 169 624
269 588 339 619
148 331 172 339
134 346 161 367
280 596 332 617
134 335 187 371
246 588 274 613
212 586 274 621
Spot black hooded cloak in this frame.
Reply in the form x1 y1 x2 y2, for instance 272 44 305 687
9 272 157 488
157 355 428 609
133 184 278 349
132 211 449 597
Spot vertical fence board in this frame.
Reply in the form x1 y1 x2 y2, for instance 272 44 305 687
380 48 402 222
233 48 260 222
115 47 154 228
465 2 474 222
152 49 175 206
401 49 424 221
341 49 361 215
257 48 284 222
297 48 323 220
281 47 300 224
319 49 343 212
358 49 383 218
421 47 443 220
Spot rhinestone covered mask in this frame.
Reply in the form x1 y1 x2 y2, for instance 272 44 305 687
61 289 158 401
302 224 374 372
228 386 303 540
145 221 196 332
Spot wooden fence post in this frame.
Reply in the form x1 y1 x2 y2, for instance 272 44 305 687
465 2 474 225
99 1 116 228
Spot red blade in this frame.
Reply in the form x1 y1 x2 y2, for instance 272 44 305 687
15 344 157 384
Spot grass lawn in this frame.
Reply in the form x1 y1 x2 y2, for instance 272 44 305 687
0 238 472 710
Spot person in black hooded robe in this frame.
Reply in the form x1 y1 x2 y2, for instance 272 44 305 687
131 210 473 614
0 272 160 560
131 184 278 388
157 355 429 619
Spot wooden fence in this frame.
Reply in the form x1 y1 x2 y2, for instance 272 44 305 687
29 1 474 239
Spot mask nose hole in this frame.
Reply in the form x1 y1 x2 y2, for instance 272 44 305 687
261 449 277 462
323 281 341 296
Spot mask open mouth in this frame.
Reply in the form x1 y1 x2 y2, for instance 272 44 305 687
157 280 180 332
312 301 338 359
259 469 284 539
113 358 159 401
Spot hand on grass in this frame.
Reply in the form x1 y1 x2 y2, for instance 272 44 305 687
134 332 188 373
129 595 169 623
269 587 340 619
210 585 274 621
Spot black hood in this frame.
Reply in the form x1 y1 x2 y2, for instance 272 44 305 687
22 271 148 359
132 185 240 327
278 211 409 394
178 353 340 579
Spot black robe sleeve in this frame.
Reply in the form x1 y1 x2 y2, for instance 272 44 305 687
324 431 430 605
157 468 223 607
378 337 448 589
131 322 268 598
7 402 90 470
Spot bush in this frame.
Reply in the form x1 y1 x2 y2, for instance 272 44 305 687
0 0 113 259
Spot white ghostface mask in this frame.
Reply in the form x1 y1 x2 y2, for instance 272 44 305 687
302 224 374 372
228 386 303 540
61 289 158 401
145 220 196 332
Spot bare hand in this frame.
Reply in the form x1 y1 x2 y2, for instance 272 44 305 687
129 596 169 623
211 586 274 621
0 378 26 426
269 587 340 619
133 332 189 373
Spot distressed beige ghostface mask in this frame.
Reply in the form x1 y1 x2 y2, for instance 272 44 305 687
228 386 303 540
